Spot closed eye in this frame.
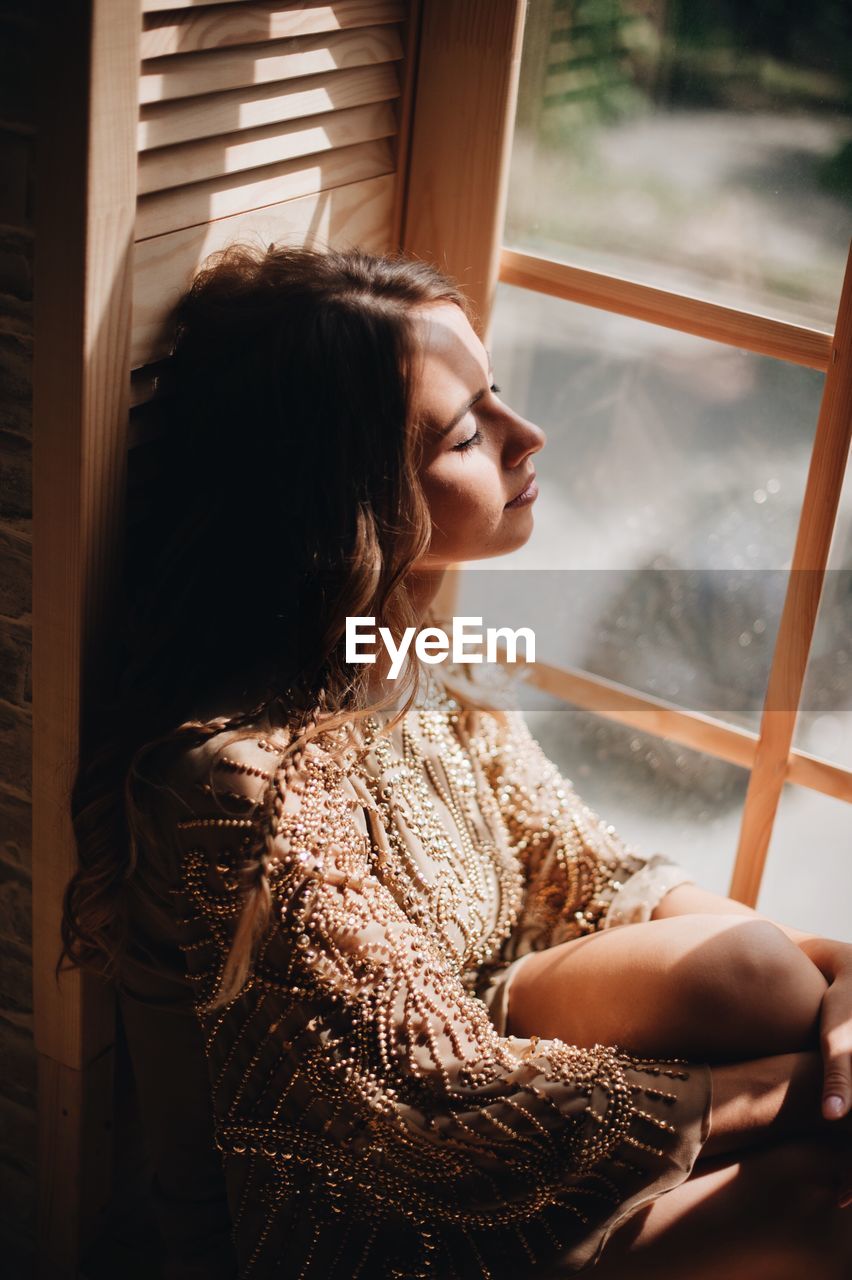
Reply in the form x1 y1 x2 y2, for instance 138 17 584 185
453 428 482 453
453 384 501 452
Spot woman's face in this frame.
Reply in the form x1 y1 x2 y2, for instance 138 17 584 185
410 301 546 567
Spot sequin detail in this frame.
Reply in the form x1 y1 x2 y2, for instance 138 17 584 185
165 682 711 1277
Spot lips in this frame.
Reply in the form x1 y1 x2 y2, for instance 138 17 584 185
506 471 536 505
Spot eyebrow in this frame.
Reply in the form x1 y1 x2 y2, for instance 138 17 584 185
438 349 494 437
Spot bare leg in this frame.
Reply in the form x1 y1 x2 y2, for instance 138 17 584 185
506 913 827 1061
592 1137 852 1279
506 917 850 1274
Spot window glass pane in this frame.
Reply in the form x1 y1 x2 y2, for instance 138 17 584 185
510 684 748 895
794 451 852 768
508 0 852 328
757 784 852 940
479 284 823 727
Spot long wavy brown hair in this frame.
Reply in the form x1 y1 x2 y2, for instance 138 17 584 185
59 243 508 1009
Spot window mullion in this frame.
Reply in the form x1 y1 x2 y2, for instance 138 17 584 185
730 241 852 905
499 247 833 372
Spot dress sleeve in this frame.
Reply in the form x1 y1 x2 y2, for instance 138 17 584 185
165 726 711 1278
468 707 696 954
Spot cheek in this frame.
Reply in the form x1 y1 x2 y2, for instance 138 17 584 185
423 461 503 513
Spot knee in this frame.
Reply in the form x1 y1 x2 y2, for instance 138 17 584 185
683 917 826 1050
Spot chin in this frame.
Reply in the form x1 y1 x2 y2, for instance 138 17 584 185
421 520 535 565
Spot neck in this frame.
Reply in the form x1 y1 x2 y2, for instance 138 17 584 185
407 564 447 625
364 564 449 705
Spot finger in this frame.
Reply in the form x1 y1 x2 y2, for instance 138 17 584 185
821 1020 852 1120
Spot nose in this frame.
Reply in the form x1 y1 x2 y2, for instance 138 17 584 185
507 408 547 462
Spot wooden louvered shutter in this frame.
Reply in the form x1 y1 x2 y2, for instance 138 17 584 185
132 0 413 395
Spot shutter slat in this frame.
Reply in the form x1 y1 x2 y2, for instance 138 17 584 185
139 23 403 106
136 136 396 239
138 61 400 150
138 99 397 195
132 171 395 368
141 1 405 59
143 0 259 11
130 363 166 411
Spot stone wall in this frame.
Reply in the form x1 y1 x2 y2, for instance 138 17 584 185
0 1 36 1273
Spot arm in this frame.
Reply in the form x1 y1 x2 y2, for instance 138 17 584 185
163 724 713 1276
651 881 849 978
466 706 697 958
653 882 852 1122
463 701 852 1134
701 1049 845 1158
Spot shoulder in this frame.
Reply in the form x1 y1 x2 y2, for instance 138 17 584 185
153 716 352 820
141 724 291 826
192 728 287 807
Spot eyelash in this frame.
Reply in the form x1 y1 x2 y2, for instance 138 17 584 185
453 383 502 452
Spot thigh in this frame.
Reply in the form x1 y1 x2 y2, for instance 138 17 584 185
505 913 825 1061
591 1137 852 1280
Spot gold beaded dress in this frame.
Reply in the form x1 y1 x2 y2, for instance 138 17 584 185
119 672 712 1279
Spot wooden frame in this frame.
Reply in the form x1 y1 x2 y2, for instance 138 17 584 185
499 248 834 373
400 0 527 334
491 241 852 905
32 1 140 1274
524 660 852 806
486 115 852 910
729 249 852 901
427 592 852 810
484 239 852 906
429 8 852 911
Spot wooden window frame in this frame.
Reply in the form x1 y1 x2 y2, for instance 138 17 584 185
32 0 139 1271
31 0 847 1271
435 18 852 910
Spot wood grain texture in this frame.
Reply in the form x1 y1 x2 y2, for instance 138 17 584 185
524 659 760 771
500 248 834 372
138 60 401 150
499 656 852 803
786 749 852 802
138 98 397 194
132 171 395 367
36 1048 115 1275
388 0 420 249
32 0 137 1072
32 0 139 1268
729 241 852 905
136 135 396 239
401 0 527 336
143 0 245 9
141 0 404 59
139 22 403 105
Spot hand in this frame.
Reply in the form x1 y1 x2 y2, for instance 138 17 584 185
818 942 852 1122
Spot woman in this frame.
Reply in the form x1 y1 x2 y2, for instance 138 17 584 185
60 245 851 1278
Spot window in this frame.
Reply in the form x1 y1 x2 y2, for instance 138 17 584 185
448 0 852 932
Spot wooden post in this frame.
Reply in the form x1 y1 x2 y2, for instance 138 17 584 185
400 0 527 337
32 0 140 1272
402 0 527 625
729 241 852 905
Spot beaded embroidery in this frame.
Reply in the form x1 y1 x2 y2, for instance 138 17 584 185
354 684 526 975
163 678 710 1278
